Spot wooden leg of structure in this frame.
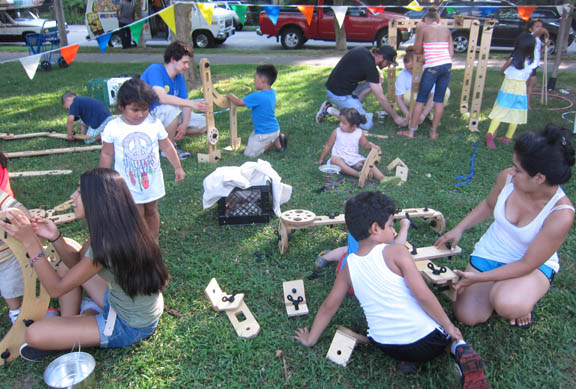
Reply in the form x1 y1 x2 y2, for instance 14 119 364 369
229 104 241 150
408 54 424 120
460 20 481 114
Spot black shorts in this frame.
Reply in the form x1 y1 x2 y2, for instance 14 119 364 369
370 328 451 363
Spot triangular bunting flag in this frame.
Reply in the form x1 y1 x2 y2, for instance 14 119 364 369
264 6 280 26
60 44 79 65
404 1 423 12
96 33 111 54
159 6 177 35
367 6 385 15
517 6 537 22
198 3 215 26
297 5 314 26
129 20 146 45
230 4 247 24
19 53 41 80
332 6 348 29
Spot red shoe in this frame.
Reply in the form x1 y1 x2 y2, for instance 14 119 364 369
485 133 496 149
454 344 488 389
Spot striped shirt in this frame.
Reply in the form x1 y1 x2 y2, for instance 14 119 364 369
423 41 452 69
0 190 22 263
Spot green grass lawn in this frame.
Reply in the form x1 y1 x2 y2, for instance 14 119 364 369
0 61 575 387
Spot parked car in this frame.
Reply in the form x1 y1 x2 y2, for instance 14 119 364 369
434 0 575 54
0 8 59 42
258 0 409 50
215 1 244 31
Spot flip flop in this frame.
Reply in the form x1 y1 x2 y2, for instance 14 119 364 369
516 309 535 329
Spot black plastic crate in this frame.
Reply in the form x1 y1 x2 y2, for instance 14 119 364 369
217 182 272 225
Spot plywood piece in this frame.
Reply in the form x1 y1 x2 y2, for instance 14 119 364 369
47 212 77 225
395 165 409 183
9 170 72 178
283 280 308 317
410 245 462 262
408 53 424 118
365 133 389 140
326 329 358 367
53 199 74 212
415 260 459 284
225 301 260 339
358 148 381 188
386 157 407 171
460 20 481 114
0 132 90 140
229 104 241 150
204 278 244 312
280 209 316 228
336 326 369 345
5 145 102 159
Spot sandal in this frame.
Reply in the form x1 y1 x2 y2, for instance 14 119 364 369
515 309 535 330
315 250 330 269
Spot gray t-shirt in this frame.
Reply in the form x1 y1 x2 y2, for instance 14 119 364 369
86 247 163 328
118 1 134 24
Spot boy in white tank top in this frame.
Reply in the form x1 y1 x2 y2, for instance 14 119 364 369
294 192 487 388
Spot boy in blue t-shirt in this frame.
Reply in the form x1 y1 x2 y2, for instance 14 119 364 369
62 92 112 144
227 65 287 157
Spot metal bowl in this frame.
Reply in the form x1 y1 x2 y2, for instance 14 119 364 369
319 164 341 175
44 352 95 389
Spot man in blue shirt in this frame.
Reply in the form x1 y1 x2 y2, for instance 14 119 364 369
227 65 287 157
141 41 209 160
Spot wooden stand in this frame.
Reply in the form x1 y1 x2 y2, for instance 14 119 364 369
0 210 82 365
283 280 308 317
197 58 241 163
388 17 493 131
326 326 369 367
278 207 446 255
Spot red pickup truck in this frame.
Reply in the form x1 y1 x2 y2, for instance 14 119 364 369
257 0 409 49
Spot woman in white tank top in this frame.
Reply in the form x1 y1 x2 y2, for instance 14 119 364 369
435 125 575 329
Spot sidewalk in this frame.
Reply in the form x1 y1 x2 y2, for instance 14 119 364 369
1 50 575 71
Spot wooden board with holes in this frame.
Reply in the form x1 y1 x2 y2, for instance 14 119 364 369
410 245 462 262
283 280 308 317
204 278 244 312
358 148 381 188
460 20 481 114
225 301 260 339
326 329 360 367
9 170 72 178
408 53 424 119
47 212 77 225
395 165 409 183
468 19 497 131
415 260 459 284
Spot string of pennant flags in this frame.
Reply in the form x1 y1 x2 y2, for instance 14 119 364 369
1 1 569 80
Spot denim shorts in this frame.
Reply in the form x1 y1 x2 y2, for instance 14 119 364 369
94 288 159 348
470 256 556 284
417 63 452 103
326 89 374 131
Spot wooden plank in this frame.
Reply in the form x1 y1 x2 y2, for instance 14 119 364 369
204 278 244 312
9 170 72 178
358 148 381 188
47 213 77 225
386 157 407 170
415 260 459 284
336 326 369 345
5 145 102 158
53 199 74 212
410 245 462 261
229 104 241 150
364 133 389 140
283 280 308 317
225 300 260 339
0 132 90 140
460 20 481 114
326 329 358 367
395 165 409 183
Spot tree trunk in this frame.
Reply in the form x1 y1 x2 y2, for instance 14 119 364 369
53 0 68 47
334 0 347 51
133 0 146 48
549 1 574 90
174 2 198 86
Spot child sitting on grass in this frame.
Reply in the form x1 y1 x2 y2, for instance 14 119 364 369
100 78 185 241
295 192 488 389
227 65 287 157
62 91 113 143
316 108 398 184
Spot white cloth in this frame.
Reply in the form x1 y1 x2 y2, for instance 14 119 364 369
347 243 440 345
471 175 573 272
101 116 168 204
202 159 292 217
504 59 537 81
395 68 435 97
329 127 365 167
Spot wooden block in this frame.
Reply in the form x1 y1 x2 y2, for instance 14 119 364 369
411 245 462 262
326 329 359 367
336 326 369 345
204 278 244 312
9 170 73 178
365 133 389 140
415 260 459 284
386 157 407 171
283 280 308 317
225 301 260 339
395 165 409 182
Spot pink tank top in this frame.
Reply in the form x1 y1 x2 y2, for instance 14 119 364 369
423 41 452 69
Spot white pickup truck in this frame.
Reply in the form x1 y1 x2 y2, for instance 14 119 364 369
0 7 58 42
85 0 236 48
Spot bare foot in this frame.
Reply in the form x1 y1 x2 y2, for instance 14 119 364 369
395 117 409 127
397 130 414 139
510 311 533 328
429 130 437 140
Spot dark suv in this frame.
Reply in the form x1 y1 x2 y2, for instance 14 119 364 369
416 1 574 54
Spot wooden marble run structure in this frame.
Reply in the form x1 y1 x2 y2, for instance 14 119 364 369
388 17 497 131
198 58 241 163
0 210 82 365
28 199 77 225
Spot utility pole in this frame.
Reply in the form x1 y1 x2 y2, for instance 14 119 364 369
53 0 68 46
